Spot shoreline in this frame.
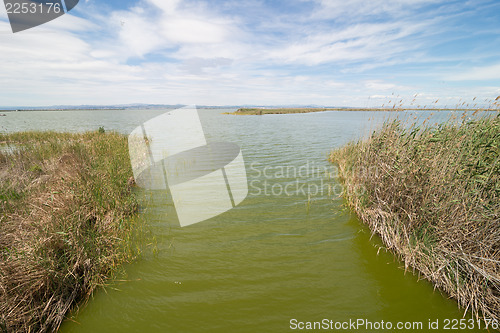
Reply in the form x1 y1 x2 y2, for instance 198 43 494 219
330 114 500 323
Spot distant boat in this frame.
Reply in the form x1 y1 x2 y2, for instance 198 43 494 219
0 114 6 116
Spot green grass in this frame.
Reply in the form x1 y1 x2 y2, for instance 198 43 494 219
0 131 142 332
330 112 500 322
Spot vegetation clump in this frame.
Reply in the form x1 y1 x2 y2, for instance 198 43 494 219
229 107 328 115
0 131 140 332
330 112 500 322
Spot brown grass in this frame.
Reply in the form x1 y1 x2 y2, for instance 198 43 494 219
0 131 140 332
229 108 328 115
330 112 500 323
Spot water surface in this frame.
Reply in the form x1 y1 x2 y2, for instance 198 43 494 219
1 109 482 332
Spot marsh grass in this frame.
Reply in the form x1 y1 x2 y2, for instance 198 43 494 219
0 131 141 332
330 111 500 322
229 108 328 115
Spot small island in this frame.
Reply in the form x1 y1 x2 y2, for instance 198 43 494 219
226 107 384 115
227 108 329 115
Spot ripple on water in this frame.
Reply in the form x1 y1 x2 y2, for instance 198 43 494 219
53 109 472 333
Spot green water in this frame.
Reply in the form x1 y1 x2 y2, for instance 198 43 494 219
1 109 486 332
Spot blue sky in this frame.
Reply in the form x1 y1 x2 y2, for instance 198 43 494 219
0 0 499 107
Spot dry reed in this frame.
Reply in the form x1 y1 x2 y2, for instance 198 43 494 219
0 131 140 332
330 112 500 323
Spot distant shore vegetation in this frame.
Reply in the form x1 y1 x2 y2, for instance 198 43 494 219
226 107 499 115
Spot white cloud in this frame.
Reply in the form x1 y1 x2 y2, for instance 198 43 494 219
161 17 228 44
0 22 91 63
314 0 440 20
281 7 439 65
445 63 500 81
0 0 498 106
180 57 233 74
364 80 396 91
82 0 247 65
113 9 166 57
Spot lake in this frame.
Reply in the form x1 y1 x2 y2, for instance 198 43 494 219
0 109 480 332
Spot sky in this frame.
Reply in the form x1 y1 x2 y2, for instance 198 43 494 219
0 0 499 107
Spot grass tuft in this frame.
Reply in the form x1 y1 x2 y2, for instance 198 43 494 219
0 131 141 332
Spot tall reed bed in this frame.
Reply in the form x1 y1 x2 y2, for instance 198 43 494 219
330 112 500 322
0 131 140 332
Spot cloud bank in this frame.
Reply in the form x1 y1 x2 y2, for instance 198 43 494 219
0 0 499 106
